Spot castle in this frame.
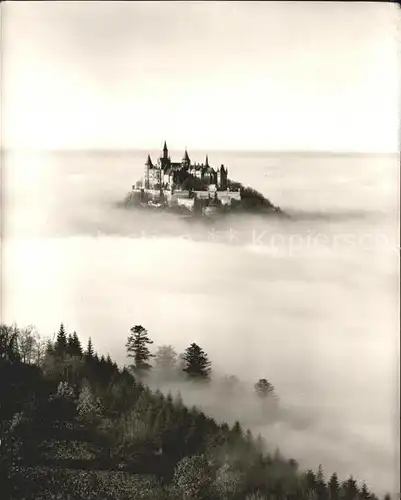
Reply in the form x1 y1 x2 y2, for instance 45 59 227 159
131 142 241 213
141 141 228 191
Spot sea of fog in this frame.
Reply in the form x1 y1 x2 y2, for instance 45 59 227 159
2 150 400 495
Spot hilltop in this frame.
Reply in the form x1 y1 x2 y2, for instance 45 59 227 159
118 142 286 218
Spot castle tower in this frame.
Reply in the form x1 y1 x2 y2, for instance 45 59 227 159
160 141 171 171
162 141 168 160
220 164 227 189
182 148 191 169
144 154 153 189
146 154 153 167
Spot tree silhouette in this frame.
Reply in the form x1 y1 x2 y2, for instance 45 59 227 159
17 326 37 364
85 338 95 359
0 324 20 363
54 323 68 358
328 472 340 499
306 469 317 492
254 379 274 399
342 476 359 500
315 464 327 500
67 331 82 357
182 343 211 381
126 325 154 377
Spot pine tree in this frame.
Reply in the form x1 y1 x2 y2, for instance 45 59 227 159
254 379 274 399
67 331 82 357
306 469 317 493
328 472 340 499
85 338 94 359
126 325 154 377
315 464 327 500
231 421 243 439
182 343 211 381
342 476 359 500
54 323 68 357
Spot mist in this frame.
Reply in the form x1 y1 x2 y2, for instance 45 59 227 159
2 150 399 496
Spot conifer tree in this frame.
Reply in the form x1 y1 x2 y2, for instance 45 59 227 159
67 331 82 357
54 323 68 357
182 343 211 381
85 338 94 359
254 378 274 399
231 421 243 438
315 464 327 500
328 472 340 499
306 469 317 492
342 476 359 500
126 325 154 377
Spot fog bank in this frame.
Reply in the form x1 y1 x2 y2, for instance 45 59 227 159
2 150 399 495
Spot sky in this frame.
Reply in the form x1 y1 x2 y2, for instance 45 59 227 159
2 1 400 152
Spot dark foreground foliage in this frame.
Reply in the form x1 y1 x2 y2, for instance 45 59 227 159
0 323 393 500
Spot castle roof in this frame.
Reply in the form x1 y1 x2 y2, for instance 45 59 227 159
183 149 190 162
146 154 153 167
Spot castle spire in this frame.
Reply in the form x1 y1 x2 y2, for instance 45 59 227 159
163 141 168 159
205 154 209 167
146 154 153 167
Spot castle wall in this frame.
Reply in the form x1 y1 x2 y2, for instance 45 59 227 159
194 190 212 200
169 190 191 203
217 191 241 205
202 206 220 216
177 198 195 210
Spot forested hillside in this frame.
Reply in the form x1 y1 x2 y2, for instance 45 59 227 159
0 323 392 500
